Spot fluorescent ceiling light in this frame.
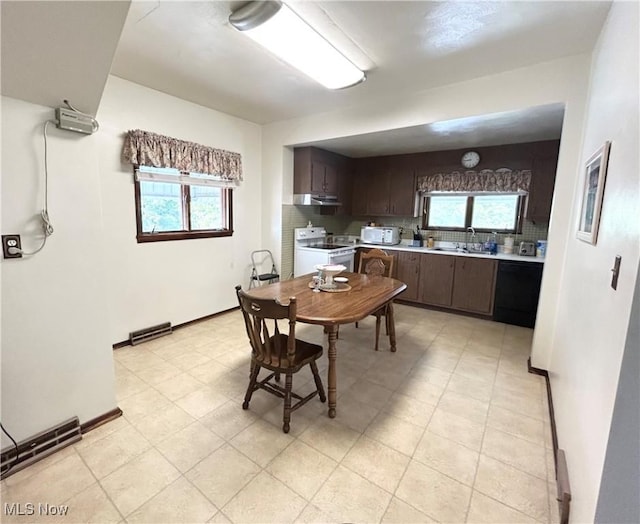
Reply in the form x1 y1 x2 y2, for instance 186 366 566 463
229 1 365 90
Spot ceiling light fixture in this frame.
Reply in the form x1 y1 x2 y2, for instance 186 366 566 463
229 1 365 90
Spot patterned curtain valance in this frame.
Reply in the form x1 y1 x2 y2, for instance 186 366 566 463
417 168 531 193
122 129 243 181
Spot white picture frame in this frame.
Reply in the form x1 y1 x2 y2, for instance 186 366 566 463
577 141 611 245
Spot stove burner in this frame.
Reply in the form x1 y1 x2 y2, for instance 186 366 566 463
307 243 349 250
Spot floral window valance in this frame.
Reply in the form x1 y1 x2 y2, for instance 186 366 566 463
417 168 531 193
122 129 243 181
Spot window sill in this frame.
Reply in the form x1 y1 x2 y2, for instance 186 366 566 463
136 230 233 243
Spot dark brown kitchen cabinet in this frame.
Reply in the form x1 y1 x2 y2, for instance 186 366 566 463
294 147 339 195
310 161 337 195
419 254 455 307
396 251 421 301
294 146 353 215
526 154 558 223
388 155 417 216
351 170 368 216
352 157 390 215
451 257 498 315
352 155 417 217
368 170 391 215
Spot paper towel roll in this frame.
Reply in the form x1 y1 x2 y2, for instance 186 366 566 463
503 236 514 254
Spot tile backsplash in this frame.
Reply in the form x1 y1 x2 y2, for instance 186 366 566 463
280 206 352 279
343 216 549 246
281 205 548 279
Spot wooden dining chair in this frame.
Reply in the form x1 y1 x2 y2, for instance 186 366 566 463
235 285 326 433
357 248 397 352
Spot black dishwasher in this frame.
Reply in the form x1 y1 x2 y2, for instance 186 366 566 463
493 261 543 328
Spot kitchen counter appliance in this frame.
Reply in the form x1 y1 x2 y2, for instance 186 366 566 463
360 226 401 246
518 241 536 256
294 227 355 277
493 261 543 327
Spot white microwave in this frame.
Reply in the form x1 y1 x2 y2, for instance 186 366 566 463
360 226 401 246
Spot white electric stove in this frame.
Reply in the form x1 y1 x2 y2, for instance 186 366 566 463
293 227 356 277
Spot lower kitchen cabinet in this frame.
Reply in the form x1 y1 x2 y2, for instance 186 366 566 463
451 257 498 315
396 251 421 301
407 252 497 315
419 254 455 307
363 248 508 318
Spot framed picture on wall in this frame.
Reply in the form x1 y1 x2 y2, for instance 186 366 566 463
577 141 611 245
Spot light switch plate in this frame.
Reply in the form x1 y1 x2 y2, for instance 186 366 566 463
611 255 621 290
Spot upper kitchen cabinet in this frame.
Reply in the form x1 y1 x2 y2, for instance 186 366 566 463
388 155 418 215
294 146 353 214
366 156 391 215
352 155 417 217
310 161 337 194
294 146 337 195
527 149 559 223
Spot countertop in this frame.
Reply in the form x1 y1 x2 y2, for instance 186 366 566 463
357 242 546 264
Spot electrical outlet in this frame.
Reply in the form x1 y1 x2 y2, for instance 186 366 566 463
2 235 22 259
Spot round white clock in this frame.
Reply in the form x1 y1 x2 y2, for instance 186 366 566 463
461 151 480 168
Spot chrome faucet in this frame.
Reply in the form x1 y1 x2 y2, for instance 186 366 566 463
465 227 476 251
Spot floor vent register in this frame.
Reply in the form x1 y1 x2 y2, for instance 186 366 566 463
129 321 172 345
0 417 81 479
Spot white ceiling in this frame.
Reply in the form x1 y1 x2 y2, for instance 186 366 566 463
298 103 566 157
111 0 610 125
0 1 130 116
1 1 610 154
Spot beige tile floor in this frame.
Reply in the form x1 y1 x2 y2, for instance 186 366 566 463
1 304 559 523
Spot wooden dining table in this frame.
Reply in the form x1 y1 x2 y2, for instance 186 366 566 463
245 272 407 418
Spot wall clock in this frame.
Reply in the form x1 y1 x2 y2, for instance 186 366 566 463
461 151 480 168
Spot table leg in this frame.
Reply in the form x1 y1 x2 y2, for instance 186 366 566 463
388 302 397 352
326 325 338 418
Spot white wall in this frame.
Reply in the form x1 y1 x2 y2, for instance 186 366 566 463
259 46 640 520
97 76 263 343
1 97 116 442
546 3 640 522
262 52 592 373
0 77 263 443
595 260 640 523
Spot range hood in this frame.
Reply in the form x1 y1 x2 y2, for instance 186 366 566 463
293 194 342 206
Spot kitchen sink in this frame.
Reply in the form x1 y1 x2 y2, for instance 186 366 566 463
429 247 465 253
428 246 495 255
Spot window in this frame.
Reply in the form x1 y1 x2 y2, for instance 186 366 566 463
423 193 524 233
134 167 233 242
427 195 468 229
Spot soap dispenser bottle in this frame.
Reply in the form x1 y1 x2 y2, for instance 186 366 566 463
489 232 498 255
